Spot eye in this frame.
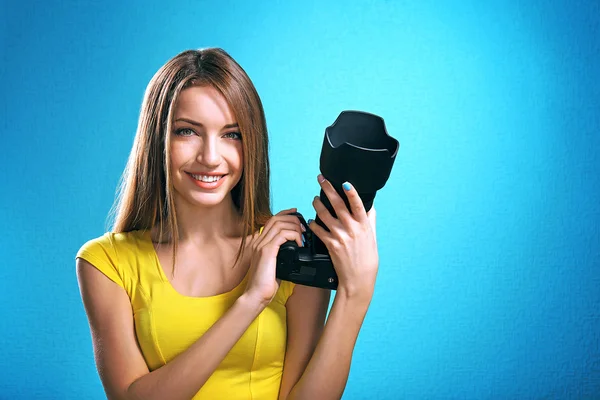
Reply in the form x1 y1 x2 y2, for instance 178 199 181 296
223 131 242 140
174 128 195 137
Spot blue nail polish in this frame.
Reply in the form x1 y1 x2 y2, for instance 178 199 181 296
343 182 351 191
308 219 314 224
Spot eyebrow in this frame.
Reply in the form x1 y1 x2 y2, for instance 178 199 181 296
175 118 239 129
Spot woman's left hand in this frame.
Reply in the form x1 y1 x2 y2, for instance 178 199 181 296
308 174 379 302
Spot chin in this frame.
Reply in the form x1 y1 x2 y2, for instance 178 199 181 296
188 193 231 208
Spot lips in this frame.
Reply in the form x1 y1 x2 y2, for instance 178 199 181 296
186 172 227 190
188 173 225 183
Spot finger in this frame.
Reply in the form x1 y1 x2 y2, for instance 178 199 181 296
308 219 333 243
367 206 376 225
260 220 304 244
367 207 377 239
312 196 343 232
259 228 304 254
342 181 368 222
269 215 305 226
275 207 297 216
262 215 305 237
257 220 304 248
262 211 299 235
317 175 351 222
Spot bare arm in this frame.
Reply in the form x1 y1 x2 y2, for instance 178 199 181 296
285 289 371 400
280 175 380 399
77 209 305 400
278 285 331 400
76 258 266 400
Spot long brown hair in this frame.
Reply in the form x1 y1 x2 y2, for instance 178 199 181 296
108 48 272 272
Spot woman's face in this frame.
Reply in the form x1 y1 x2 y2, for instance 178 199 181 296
169 85 243 210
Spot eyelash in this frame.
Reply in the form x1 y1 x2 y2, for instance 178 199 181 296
223 131 242 140
174 128 242 140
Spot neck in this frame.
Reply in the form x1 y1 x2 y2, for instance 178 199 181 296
153 194 245 245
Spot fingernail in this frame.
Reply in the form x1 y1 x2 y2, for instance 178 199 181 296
317 174 326 183
343 181 352 191
308 219 314 224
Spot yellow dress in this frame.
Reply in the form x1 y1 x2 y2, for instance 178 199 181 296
76 230 296 399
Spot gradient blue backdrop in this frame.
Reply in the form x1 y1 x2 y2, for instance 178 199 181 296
1 0 599 398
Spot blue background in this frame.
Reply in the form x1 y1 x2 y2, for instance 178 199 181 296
2 0 599 398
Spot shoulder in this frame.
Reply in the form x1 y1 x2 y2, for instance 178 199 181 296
77 230 145 258
75 230 147 290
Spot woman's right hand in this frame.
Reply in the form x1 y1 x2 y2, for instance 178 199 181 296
243 208 304 306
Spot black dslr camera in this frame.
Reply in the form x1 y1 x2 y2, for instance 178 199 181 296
275 111 399 290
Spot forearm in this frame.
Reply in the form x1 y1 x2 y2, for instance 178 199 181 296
287 289 372 400
125 294 265 400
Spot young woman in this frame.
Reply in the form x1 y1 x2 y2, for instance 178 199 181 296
76 48 379 400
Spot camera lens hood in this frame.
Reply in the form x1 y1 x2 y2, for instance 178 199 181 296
319 111 399 212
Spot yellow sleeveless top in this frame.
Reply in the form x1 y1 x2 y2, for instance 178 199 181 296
76 230 296 399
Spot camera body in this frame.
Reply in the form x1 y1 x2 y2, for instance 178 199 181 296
275 110 399 290
275 212 339 290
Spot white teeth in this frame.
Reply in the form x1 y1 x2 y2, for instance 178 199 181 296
191 174 223 183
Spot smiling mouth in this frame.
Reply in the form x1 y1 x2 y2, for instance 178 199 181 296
187 173 226 183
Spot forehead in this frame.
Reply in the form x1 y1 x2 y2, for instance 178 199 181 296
173 85 235 123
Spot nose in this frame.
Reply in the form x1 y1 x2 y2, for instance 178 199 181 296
198 136 221 167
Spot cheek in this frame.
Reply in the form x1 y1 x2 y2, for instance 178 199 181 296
235 150 244 171
170 142 194 170
227 145 244 173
